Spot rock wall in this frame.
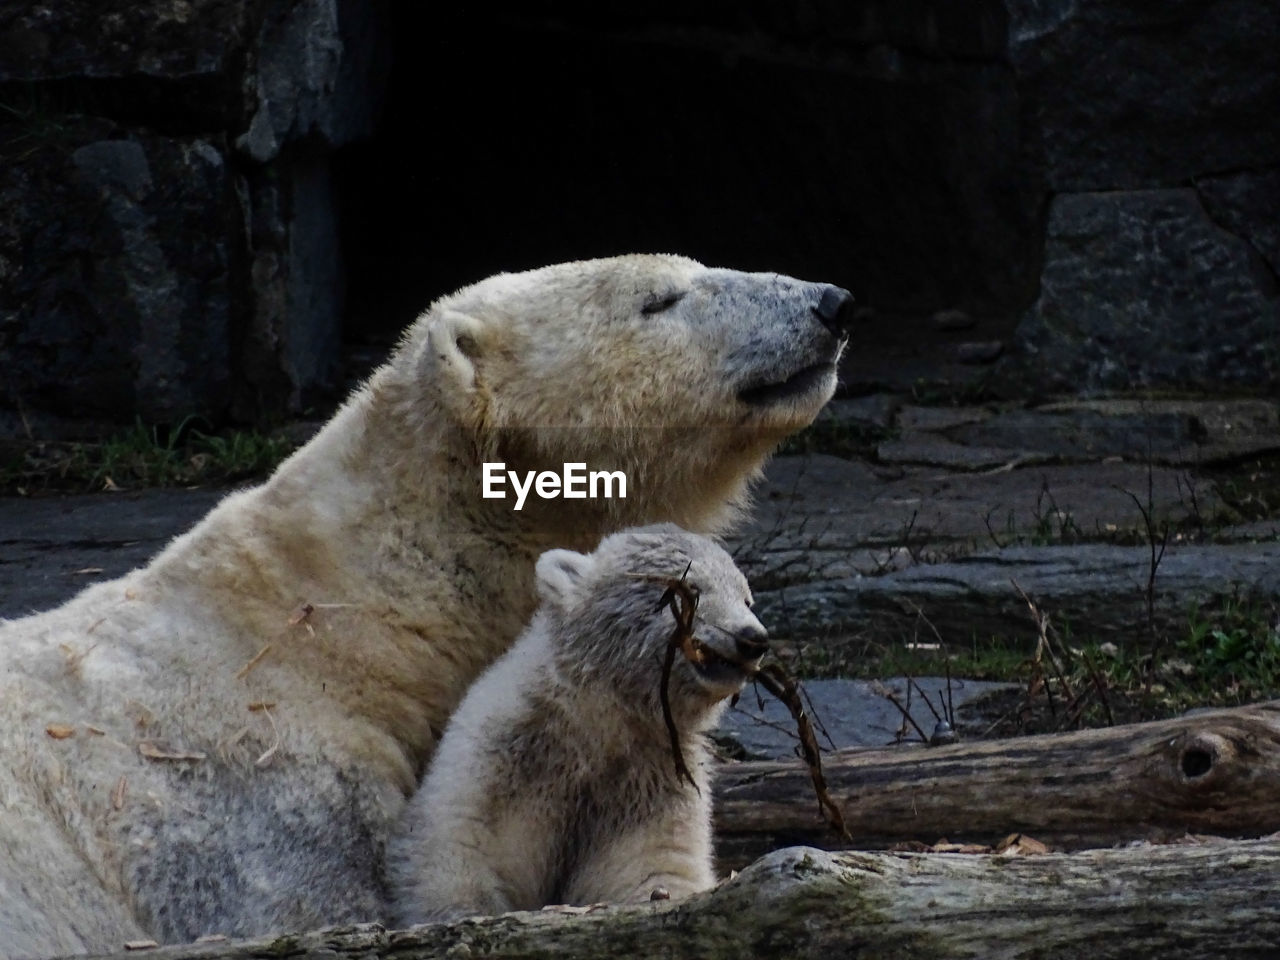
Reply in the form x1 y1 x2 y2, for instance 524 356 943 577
0 0 388 429
1002 0 1280 394
0 0 1275 432
1 122 236 422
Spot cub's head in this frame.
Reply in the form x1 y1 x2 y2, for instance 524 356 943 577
407 254 855 535
534 524 768 724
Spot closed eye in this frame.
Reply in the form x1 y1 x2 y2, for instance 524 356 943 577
641 291 685 315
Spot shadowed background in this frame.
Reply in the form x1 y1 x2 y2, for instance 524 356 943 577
1 0 1276 437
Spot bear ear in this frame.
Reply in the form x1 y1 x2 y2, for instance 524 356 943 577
535 549 595 609
424 309 487 393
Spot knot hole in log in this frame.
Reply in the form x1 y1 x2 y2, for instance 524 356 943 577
1181 746 1213 778
1176 732 1231 784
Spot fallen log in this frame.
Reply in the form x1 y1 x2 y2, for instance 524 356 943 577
91 840 1280 960
715 699 1280 868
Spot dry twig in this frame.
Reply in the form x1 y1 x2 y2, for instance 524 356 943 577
651 562 701 792
644 566 848 837
876 684 931 743
138 741 206 762
751 663 850 839
235 644 272 680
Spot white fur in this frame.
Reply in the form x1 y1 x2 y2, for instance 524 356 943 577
389 525 767 923
0 255 844 957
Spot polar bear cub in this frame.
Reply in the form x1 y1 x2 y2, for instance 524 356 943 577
388 524 768 923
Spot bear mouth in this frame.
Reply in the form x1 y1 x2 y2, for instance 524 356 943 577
692 645 759 688
737 361 837 407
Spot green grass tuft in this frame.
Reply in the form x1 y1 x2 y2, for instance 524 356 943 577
775 593 1279 732
1 418 296 495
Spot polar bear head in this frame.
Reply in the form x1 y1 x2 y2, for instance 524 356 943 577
534 524 768 719
396 254 854 537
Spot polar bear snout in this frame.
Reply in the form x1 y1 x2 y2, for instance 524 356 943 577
693 616 769 692
732 622 770 660
812 286 856 338
725 276 852 413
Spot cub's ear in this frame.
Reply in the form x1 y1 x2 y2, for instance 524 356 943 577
424 309 487 393
535 549 595 609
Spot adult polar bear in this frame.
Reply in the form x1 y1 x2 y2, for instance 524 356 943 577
0 254 853 957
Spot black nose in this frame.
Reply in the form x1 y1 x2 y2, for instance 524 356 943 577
812 286 855 337
735 624 769 660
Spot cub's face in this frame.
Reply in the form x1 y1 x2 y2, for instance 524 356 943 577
536 525 768 718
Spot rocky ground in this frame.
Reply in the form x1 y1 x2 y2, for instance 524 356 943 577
3 393 1277 741
737 395 1280 651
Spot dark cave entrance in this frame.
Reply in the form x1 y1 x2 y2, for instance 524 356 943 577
332 4 1039 384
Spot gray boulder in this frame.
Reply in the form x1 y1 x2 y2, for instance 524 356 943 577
1008 190 1280 394
1196 167 1280 279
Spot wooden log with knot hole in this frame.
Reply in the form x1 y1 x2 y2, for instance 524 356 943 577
713 699 1280 868
92 840 1280 960
84 703 1280 960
